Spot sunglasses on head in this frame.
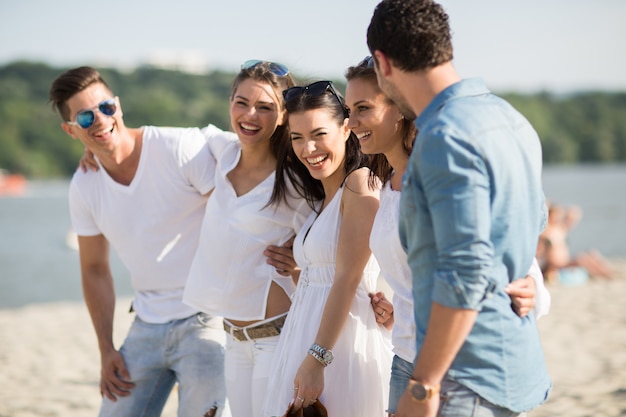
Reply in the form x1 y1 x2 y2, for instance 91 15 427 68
241 60 290 77
67 98 117 129
358 55 374 69
282 81 346 112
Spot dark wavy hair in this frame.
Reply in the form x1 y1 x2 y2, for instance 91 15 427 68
367 0 453 72
230 62 297 164
344 61 416 184
269 82 372 211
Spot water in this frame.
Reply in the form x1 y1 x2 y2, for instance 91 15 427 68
541 164 626 257
0 180 131 309
1 165 625 309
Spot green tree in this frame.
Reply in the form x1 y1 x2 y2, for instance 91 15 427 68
1 61 626 178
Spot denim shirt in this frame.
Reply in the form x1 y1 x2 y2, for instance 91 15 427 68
399 78 551 412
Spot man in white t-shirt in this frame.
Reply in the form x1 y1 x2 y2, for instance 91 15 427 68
49 66 227 417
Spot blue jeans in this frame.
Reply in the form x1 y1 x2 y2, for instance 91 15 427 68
99 313 226 417
438 378 527 417
388 355 414 415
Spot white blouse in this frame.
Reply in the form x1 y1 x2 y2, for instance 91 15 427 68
183 126 312 320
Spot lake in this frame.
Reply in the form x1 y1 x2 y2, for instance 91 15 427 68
1 164 625 309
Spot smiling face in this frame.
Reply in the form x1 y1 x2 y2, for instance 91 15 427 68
229 78 284 150
289 108 350 186
345 77 404 156
62 82 124 154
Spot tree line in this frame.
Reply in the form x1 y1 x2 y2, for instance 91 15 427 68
1 61 625 178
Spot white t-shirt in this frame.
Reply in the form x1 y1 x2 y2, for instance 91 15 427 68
183 125 312 321
69 126 217 323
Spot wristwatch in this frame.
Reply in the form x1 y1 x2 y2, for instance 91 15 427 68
308 343 334 367
407 378 440 402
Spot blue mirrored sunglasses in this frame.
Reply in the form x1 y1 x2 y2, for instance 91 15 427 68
241 60 290 77
67 98 117 129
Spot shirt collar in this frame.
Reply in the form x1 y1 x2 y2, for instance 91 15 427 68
416 78 490 130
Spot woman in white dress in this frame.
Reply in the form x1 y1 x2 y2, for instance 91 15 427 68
262 81 392 417
343 57 552 416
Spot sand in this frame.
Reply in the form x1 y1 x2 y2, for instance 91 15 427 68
1 262 625 417
530 259 626 417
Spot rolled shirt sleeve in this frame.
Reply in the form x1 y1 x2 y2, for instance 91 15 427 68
419 128 497 310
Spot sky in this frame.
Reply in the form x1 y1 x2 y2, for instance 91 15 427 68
1 0 625 93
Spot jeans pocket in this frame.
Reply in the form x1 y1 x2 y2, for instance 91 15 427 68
476 397 523 417
253 335 280 352
437 379 479 417
195 312 221 329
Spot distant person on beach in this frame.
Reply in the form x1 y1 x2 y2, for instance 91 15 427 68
261 80 393 417
49 66 227 417
182 61 314 417
344 55 551 417
537 203 613 284
367 1 552 416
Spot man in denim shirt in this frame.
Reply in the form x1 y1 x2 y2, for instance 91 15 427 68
367 1 551 416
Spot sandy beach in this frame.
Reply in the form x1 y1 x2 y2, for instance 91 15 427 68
1 262 625 417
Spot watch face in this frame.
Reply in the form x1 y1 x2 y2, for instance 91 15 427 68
411 383 427 400
323 351 333 363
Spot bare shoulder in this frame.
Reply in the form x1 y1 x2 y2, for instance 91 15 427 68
343 167 380 197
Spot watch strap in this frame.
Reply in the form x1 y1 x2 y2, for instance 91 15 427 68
310 343 328 355
308 349 328 367
308 343 333 367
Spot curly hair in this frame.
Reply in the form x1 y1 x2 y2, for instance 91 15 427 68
367 0 453 72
